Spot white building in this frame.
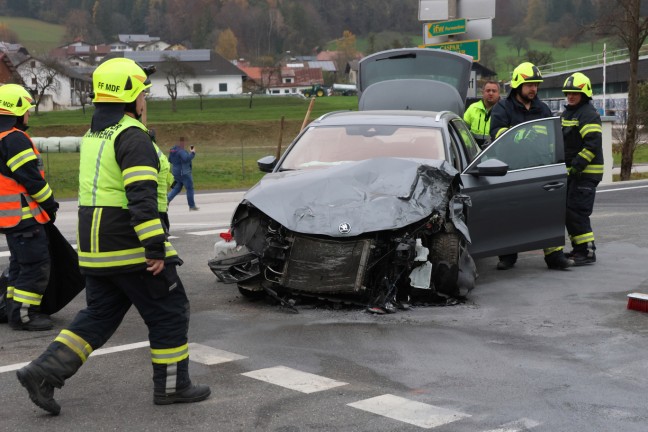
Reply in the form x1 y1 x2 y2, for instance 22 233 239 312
111 50 246 99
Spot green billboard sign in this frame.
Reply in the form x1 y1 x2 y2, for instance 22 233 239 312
426 18 467 37
421 39 480 62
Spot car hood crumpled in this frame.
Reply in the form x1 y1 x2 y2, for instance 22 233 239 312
239 157 467 237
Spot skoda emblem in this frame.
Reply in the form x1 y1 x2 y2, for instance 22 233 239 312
339 223 351 234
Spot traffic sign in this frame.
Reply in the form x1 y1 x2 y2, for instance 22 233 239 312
426 18 466 37
421 40 480 62
419 0 449 21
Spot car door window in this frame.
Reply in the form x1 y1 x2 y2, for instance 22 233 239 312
451 119 480 162
471 117 561 171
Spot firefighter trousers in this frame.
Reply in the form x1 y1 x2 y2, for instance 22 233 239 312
566 176 599 248
5 223 50 319
64 265 189 354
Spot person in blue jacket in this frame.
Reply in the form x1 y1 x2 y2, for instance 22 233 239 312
167 137 199 210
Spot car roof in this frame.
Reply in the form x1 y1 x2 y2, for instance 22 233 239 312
310 110 459 128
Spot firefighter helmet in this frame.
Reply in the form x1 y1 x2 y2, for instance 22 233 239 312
0 84 35 116
92 58 152 103
511 62 543 89
562 72 593 98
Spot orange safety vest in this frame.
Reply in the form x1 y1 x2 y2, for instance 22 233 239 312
0 128 50 228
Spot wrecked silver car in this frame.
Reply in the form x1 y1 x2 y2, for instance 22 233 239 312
209 49 568 312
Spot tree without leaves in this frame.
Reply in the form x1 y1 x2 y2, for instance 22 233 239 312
22 57 66 114
160 54 195 113
593 0 648 180
506 28 530 57
526 49 554 66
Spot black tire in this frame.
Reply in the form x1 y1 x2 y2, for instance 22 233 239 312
304 92 311 98
429 231 461 265
429 231 462 297
316 89 324 97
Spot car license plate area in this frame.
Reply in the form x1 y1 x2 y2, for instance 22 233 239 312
281 236 373 294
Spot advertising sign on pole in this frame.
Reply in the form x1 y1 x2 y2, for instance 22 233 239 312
421 40 480 62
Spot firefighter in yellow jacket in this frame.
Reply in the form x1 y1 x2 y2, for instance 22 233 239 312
0 84 58 331
16 58 210 415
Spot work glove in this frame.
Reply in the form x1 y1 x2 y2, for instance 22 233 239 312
43 201 59 224
567 166 582 177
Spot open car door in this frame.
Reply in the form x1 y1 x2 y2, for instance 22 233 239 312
461 117 568 258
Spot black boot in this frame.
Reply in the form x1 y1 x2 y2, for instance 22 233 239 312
9 302 53 331
16 342 83 415
153 358 211 405
0 270 8 323
544 250 575 270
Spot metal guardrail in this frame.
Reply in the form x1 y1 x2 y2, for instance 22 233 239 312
536 45 648 75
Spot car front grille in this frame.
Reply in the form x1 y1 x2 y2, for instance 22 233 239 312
280 235 373 294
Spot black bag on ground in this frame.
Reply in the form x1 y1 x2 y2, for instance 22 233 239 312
0 224 84 319
40 223 85 315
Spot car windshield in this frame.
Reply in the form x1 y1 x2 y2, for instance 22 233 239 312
280 125 445 170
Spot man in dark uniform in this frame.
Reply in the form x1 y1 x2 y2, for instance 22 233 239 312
0 84 58 331
16 58 210 415
490 62 574 271
561 72 603 265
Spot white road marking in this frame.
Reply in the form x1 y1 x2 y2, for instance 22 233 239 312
241 365 348 394
0 341 150 374
347 394 470 429
1 244 77 258
481 418 541 432
0 362 29 374
91 341 150 356
598 184 648 193
187 230 224 236
188 343 247 365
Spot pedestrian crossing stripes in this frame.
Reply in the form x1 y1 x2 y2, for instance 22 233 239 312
242 365 348 393
2 341 540 430
348 394 470 429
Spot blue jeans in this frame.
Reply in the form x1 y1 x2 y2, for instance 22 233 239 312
167 173 195 208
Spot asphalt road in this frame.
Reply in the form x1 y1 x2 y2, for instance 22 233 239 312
2 182 648 432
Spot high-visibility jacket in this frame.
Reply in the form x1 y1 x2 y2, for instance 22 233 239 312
77 115 178 274
463 100 492 144
0 128 51 228
154 143 170 213
561 100 603 181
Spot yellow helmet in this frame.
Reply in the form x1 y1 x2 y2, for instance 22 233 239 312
511 62 543 89
562 72 593 98
92 58 151 103
0 84 35 116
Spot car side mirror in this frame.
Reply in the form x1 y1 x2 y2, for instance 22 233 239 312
257 155 277 173
467 158 509 177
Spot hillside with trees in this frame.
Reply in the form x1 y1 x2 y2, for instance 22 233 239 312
0 0 613 65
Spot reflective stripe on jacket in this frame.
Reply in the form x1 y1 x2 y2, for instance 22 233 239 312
0 128 50 228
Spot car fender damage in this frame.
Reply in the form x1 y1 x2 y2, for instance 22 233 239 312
209 158 477 313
